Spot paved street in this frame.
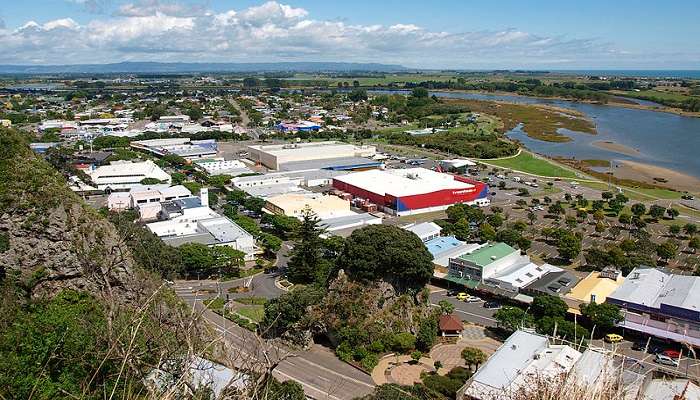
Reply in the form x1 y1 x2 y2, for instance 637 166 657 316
429 288 498 327
173 281 375 399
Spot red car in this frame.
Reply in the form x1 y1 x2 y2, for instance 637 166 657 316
663 349 682 359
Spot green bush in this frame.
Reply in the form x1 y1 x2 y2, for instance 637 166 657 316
391 332 416 353
367 340 385 353
361 353 379 371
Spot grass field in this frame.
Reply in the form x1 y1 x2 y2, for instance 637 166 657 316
481 152 578 178
611 89 696 102
236 305 265 323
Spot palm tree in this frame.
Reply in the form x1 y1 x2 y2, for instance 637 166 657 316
461 347 487 371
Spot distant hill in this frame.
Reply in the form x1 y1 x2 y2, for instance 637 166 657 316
0 61 409 74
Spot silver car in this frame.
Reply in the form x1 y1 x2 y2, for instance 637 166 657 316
655 354 679 367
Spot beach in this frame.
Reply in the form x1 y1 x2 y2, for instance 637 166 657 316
591 140 641 157
613 160 700 193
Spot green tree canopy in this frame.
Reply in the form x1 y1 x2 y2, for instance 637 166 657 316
338 225 433 289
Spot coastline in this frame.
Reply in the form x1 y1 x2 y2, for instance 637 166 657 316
360 87 700 118
612 160 700 193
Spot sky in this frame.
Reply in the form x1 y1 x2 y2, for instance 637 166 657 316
0 0 698 69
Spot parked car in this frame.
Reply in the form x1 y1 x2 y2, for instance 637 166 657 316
483 301 502 309
662 349 682 359
456 292 469 301
447 289 460 296
604 333 623 343
465 295 482 303
654 354 679 367
632 339 663 354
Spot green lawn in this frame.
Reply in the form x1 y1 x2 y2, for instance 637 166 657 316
481 152 578 179
631 187 683 200
236 305 265 323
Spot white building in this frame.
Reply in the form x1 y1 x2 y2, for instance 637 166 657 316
89 160 171 191
448 242 560 291
195 159 253 176
146 190 258 260
461 330 622 400
402 222 442 242
246 141 376 170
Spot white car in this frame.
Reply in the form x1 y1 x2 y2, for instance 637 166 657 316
464 295 482 303
655 354 679 367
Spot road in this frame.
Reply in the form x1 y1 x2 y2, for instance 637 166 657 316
173 281 375 399
429 288 498 327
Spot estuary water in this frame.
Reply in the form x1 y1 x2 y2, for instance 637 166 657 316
371 90 700 180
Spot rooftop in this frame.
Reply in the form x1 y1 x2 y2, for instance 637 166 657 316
333 167 474 197
458 242 517 268
608 266 700 312
568 271 625 304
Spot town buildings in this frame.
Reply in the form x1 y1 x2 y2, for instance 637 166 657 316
447 242 560 292
606 266 700 347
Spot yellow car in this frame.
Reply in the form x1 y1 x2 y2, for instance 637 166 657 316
604 333 623 343
456 292 469 301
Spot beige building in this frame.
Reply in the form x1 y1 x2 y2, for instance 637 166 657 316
0 119 11 128
246 141 376 170
567 268 625 305
265 193 353 219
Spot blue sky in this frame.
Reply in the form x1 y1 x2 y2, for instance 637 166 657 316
0 0 698 68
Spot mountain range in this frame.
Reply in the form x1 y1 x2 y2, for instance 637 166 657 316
0 61 409 74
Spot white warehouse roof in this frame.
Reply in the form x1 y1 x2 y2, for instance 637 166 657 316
334 168 474 197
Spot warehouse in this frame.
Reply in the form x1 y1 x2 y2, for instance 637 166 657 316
246 141 376 170
131 138 218 160
88 160 171 191
332 167 490 216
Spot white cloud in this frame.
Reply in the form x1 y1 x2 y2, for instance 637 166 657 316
2 1 697 68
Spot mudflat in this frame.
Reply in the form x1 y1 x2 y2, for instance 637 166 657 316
614 160 700 193
591 140 641 157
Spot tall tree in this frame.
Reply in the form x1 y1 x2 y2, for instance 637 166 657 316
286 209 326 284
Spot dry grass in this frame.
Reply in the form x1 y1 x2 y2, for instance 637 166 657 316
446 99 596 142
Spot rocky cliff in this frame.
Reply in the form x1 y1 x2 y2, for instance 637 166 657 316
0 129 136 300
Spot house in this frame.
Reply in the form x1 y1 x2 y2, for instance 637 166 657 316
439 314 464 337
606 266 700 347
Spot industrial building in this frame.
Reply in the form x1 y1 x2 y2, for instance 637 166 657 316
333 168 490 216
88 160 171 191
107 184 192 212
130 138 218 160
194 159 253 176
246 141 376 170
264 193 353 220
146 189 257 260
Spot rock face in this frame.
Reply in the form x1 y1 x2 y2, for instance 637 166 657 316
0 129 136 300
307 270 430 346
